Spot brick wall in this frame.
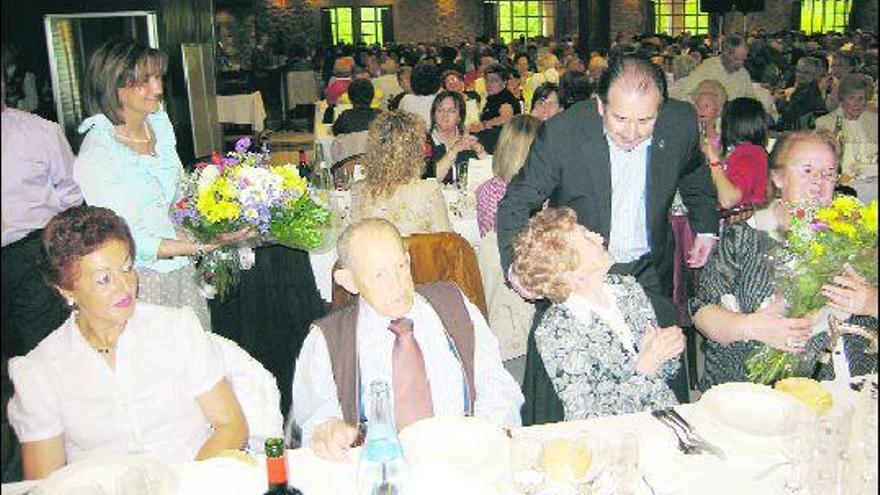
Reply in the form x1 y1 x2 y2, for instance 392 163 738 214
305 0 482 44
722 0 796 35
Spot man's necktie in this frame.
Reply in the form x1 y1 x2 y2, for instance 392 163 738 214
388 317 434 430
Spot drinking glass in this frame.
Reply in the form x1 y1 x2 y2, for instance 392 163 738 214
807 412 850 495
510 435 543 495
781 407 815 494
610 430 641 495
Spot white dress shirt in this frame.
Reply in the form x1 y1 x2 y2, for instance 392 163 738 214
7 304 223 464
292 291 524 445
607 136 652 263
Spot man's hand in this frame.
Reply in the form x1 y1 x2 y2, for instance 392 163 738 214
310 418 357 463
687 235 716 268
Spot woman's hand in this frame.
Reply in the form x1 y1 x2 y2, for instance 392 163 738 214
454 133 486 157
635 325 685 376
744 299 813 352
700 129 721 164
821 265 879 318
214 227 257 245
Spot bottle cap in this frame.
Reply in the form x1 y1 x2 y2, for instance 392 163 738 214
265 437 286 457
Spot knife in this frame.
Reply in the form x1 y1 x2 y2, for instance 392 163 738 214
663 408 727 461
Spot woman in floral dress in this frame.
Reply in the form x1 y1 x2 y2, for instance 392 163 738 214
512 207 685 419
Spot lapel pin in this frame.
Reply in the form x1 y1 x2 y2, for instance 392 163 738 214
658 139 665 149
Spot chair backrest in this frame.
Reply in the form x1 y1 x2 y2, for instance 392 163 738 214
211 334 283 453
330 130 369 166
718 202 766 234
331 232 488 318
286 70 321 107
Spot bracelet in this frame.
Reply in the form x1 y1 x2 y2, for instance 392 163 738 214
709 160 723 168
193 242 205 258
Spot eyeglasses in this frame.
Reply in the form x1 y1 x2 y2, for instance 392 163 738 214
795 164 839 183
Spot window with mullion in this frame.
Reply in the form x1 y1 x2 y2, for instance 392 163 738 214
654 0 709 36
800 0 851 34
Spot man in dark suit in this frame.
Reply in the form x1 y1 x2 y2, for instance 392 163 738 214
497 56 719 425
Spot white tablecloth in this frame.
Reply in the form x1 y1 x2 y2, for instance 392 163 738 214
217 91 267 132
3 378 874 495
309 188 480 302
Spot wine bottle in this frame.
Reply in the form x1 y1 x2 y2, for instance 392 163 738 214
264 437 303 495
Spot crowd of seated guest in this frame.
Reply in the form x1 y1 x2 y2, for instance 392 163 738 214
3 26 879 483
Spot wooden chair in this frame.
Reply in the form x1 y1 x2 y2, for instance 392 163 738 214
331 232 488 318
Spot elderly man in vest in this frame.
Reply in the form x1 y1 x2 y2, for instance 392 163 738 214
291 218 524 461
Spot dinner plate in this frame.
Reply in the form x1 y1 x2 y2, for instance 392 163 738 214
695 382 807 443
399 416 512 487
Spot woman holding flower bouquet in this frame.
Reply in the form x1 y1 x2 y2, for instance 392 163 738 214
72 37 243 331
691 129 877 390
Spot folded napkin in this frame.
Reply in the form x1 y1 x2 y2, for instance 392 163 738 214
33 455 177 495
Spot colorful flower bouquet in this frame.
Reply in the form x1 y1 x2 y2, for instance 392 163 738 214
172 137 332 300
746 196 878 384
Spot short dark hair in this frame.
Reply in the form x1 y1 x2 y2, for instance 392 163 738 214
347 78 374 107
596 56 665 105
410 61 441 96
484 63 509 80
441 69 463 88
531 82 559 110
721 97 767 149
559 70 591 109
85 37 168 125
430 90 466 133
724 35 746 53
39 205 136 291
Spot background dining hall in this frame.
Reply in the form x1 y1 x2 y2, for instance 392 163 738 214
1 0 877 493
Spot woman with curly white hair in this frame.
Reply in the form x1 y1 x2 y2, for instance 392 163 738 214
512 207 684 420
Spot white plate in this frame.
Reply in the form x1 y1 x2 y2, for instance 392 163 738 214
692 382 810 452
399 416 511 487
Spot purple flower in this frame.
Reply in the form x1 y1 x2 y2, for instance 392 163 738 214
235 137 252 153
810 220 829 231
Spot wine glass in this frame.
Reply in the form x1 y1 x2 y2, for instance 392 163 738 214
609 430 641 495
781 407 815 494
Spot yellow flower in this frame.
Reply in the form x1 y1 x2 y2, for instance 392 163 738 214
859 201 878 234
809 241 825 258
271 164 307 196
832 195 861 218
829 219 858 239
816 208 839 224
197 179 240 223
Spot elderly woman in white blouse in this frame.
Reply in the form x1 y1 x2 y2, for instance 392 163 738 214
512 207 685 419
8 206 247 479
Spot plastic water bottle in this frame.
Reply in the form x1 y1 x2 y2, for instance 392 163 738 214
357 380 408 495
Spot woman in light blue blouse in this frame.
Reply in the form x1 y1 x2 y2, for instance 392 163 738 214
512 207 685 419
73 37 237 330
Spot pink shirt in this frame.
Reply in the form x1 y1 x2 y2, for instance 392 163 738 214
724 142 768 207
476 176 508 237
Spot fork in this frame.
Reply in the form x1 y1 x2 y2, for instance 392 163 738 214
650 410 703 455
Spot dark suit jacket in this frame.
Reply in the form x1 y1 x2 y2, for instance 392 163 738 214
496 98 718 296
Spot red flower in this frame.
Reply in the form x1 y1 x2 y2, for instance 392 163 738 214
211 151 223 165
795 208 806 218
195 161 209 170
175 198 188 209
